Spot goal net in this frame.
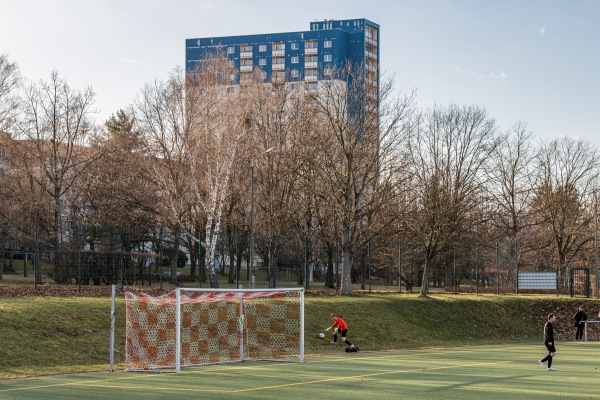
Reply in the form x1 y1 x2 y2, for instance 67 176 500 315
125 288 304 372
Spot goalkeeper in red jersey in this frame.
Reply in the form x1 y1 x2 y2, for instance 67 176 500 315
326 313 356 350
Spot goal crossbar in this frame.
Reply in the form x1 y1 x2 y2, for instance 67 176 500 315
125 287 304 373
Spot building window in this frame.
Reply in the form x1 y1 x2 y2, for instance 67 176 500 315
291 42 299 50
324 40 332 48
291 69 299 78
259 58 267 66
324 68 332 76
324 54 332 62
227 46 235 54
227 87 236 94
241 45 252 52
305 40 318 49
306 55 318 63
291 56 299 64
273 43 285 51
274 58 285 65
259 44 267 52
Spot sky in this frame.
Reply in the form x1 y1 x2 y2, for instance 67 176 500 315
1 0 599 146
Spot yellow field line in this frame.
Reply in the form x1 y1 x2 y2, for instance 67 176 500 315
0 360 512 395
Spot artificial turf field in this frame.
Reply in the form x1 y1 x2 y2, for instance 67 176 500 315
1 342 599 399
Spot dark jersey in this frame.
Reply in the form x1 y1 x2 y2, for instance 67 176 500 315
544 321 554 343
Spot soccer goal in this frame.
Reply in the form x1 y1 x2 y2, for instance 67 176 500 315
124 287 304 373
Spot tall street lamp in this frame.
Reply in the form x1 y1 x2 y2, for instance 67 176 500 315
249 147 278 288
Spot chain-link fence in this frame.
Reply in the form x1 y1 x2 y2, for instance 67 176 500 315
1 222 599 297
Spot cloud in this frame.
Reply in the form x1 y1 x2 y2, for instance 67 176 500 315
579 19 594 29
530 25 546 35
455 66 508 85
455 66 486 79
489 71 508 85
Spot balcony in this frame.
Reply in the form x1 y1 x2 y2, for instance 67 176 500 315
240 65 253 72
304 62 318 69
305 47 318 55
366 37 377 47
366 51 377 60
304 75 317 82
240 51 253 58
272 64 285 70
366 64 377 73
272 49 285 57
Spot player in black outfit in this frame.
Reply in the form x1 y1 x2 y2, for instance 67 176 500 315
539 314 557 371
574 306 587 341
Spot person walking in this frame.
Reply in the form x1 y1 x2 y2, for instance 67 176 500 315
574 306 587 341
539 314 557 371
325 313 355 349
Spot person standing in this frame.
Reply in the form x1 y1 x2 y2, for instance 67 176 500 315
574 306 587 341
325 313 355 349
539 314 557 371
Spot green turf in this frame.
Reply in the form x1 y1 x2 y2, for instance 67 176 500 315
1 343 598 399
2 293 599 380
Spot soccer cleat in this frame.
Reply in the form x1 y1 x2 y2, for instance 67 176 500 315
538 360 544 369
547 367 556 371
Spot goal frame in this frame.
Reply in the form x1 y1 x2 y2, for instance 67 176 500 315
121 287 305 373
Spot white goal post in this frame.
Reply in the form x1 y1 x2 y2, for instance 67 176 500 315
123 287 304 373
584 320 600 342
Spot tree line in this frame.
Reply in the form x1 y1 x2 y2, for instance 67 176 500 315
1 52 599 296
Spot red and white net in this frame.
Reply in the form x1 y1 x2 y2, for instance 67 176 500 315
125 289 302 371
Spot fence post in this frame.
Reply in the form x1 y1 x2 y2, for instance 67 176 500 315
475 244 479 295
496 243 499 295
159 227 164 291
34 223 39 289
78 224 82 292
515 243 519 295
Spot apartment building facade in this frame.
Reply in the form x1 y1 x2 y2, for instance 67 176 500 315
185 18 379 98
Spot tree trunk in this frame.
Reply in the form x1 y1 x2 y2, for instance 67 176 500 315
420 259 429 297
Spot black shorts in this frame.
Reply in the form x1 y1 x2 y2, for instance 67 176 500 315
545 340 556 353
336 329 348 337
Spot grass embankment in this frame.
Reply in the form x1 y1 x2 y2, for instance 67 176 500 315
1 292 599 379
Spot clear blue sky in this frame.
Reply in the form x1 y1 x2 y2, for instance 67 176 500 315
2 0 599 146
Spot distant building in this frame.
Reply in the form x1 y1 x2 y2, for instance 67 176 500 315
185 18 379 101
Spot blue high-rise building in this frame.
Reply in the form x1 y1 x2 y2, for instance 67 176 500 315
185 18 379 92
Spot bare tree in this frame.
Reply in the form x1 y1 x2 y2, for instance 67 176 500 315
531 137 600 279
245 77 311 288
309 62 416 295
135 70 196 284
488 122 537 244
11 71 97 283
404 104 500 296
0 54 21 132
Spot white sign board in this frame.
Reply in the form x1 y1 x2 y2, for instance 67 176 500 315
518 272 557 289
